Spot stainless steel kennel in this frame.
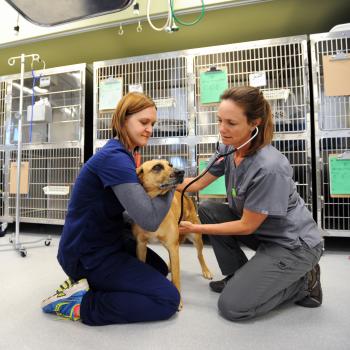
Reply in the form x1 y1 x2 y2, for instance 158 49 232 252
311 30 350 237
93 35 312 210
0 63 92 226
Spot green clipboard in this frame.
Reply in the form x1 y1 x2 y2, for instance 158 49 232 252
199 67 228 104
99 77 123 111
328 154 350 197
198 159 226 197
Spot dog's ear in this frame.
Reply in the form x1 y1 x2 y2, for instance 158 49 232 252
136 166 143 175
136 166 144 183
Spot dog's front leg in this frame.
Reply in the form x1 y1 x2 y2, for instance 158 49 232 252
136 238 148 263
165 242 183 310
132 225 148 263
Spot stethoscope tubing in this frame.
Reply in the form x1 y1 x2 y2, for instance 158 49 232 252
177 127 259 225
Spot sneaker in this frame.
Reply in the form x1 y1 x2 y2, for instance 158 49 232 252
209 274 233 293
41 277 76 308
296 264 322 308
41 278 89 321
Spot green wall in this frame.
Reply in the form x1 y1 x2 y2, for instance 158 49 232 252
0 0 349 75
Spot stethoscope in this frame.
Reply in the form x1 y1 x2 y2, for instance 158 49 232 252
178 126 259 224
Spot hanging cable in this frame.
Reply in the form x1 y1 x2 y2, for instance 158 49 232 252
147 0 172 31
13 13 20 35
170 0 205 26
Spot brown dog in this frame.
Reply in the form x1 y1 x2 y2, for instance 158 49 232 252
132 159 212 309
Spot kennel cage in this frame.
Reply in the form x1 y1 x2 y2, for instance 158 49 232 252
191 35 312 208
310 30 350 237
0 63 92 225
93 52 195 177
93 54 190 147
93 35 312 210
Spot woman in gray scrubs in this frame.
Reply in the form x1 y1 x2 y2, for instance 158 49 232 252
178 86 323 321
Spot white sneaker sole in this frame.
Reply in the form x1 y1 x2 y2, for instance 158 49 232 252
41 279 89 309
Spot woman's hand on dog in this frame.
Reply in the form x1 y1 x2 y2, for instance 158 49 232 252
179 221 197 234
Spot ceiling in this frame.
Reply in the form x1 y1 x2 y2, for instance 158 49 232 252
0 0 272 48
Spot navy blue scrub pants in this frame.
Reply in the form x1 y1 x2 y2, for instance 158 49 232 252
70 237 180 326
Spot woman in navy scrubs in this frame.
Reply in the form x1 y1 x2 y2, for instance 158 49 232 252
178 86 323 321
42 92 180 325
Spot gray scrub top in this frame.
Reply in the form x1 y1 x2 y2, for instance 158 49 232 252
208 144 322 249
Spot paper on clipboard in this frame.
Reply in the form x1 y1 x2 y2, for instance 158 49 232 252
99 77 123 111
323 54 350 96
199 67 228 104
328 154 350 197
10 161 29 194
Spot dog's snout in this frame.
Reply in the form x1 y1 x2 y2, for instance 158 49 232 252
173 168 184 185
174 168 185 176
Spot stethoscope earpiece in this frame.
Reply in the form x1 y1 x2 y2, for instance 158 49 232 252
215 126 259 157
178 125 259 225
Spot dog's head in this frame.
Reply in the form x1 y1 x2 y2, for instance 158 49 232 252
136 159 184 197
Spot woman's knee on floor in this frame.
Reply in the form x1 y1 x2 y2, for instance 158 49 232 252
81 281 181 325
144 276 181 321
217 290 257 321
158 283 181 318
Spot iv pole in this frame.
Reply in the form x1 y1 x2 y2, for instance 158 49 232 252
1 53 52 257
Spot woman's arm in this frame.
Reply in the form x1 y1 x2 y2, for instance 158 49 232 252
113 183 174 232
176 171 218 193
179 208 268 236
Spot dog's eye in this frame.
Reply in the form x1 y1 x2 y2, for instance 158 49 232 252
152 164 164 172
168 163 173 167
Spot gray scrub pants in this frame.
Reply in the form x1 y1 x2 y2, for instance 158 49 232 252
199 200 323 321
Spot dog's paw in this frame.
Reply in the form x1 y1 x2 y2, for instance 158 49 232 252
202 269 213 280
177 299 183 311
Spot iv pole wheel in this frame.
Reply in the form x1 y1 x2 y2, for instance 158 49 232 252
0 222 8 236
19 248 27 257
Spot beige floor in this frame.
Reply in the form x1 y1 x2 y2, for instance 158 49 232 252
0 232 349 350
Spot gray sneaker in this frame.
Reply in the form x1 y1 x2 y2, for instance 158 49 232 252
296 264 322 308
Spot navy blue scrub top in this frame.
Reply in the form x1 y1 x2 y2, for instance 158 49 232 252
58 139 139 275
